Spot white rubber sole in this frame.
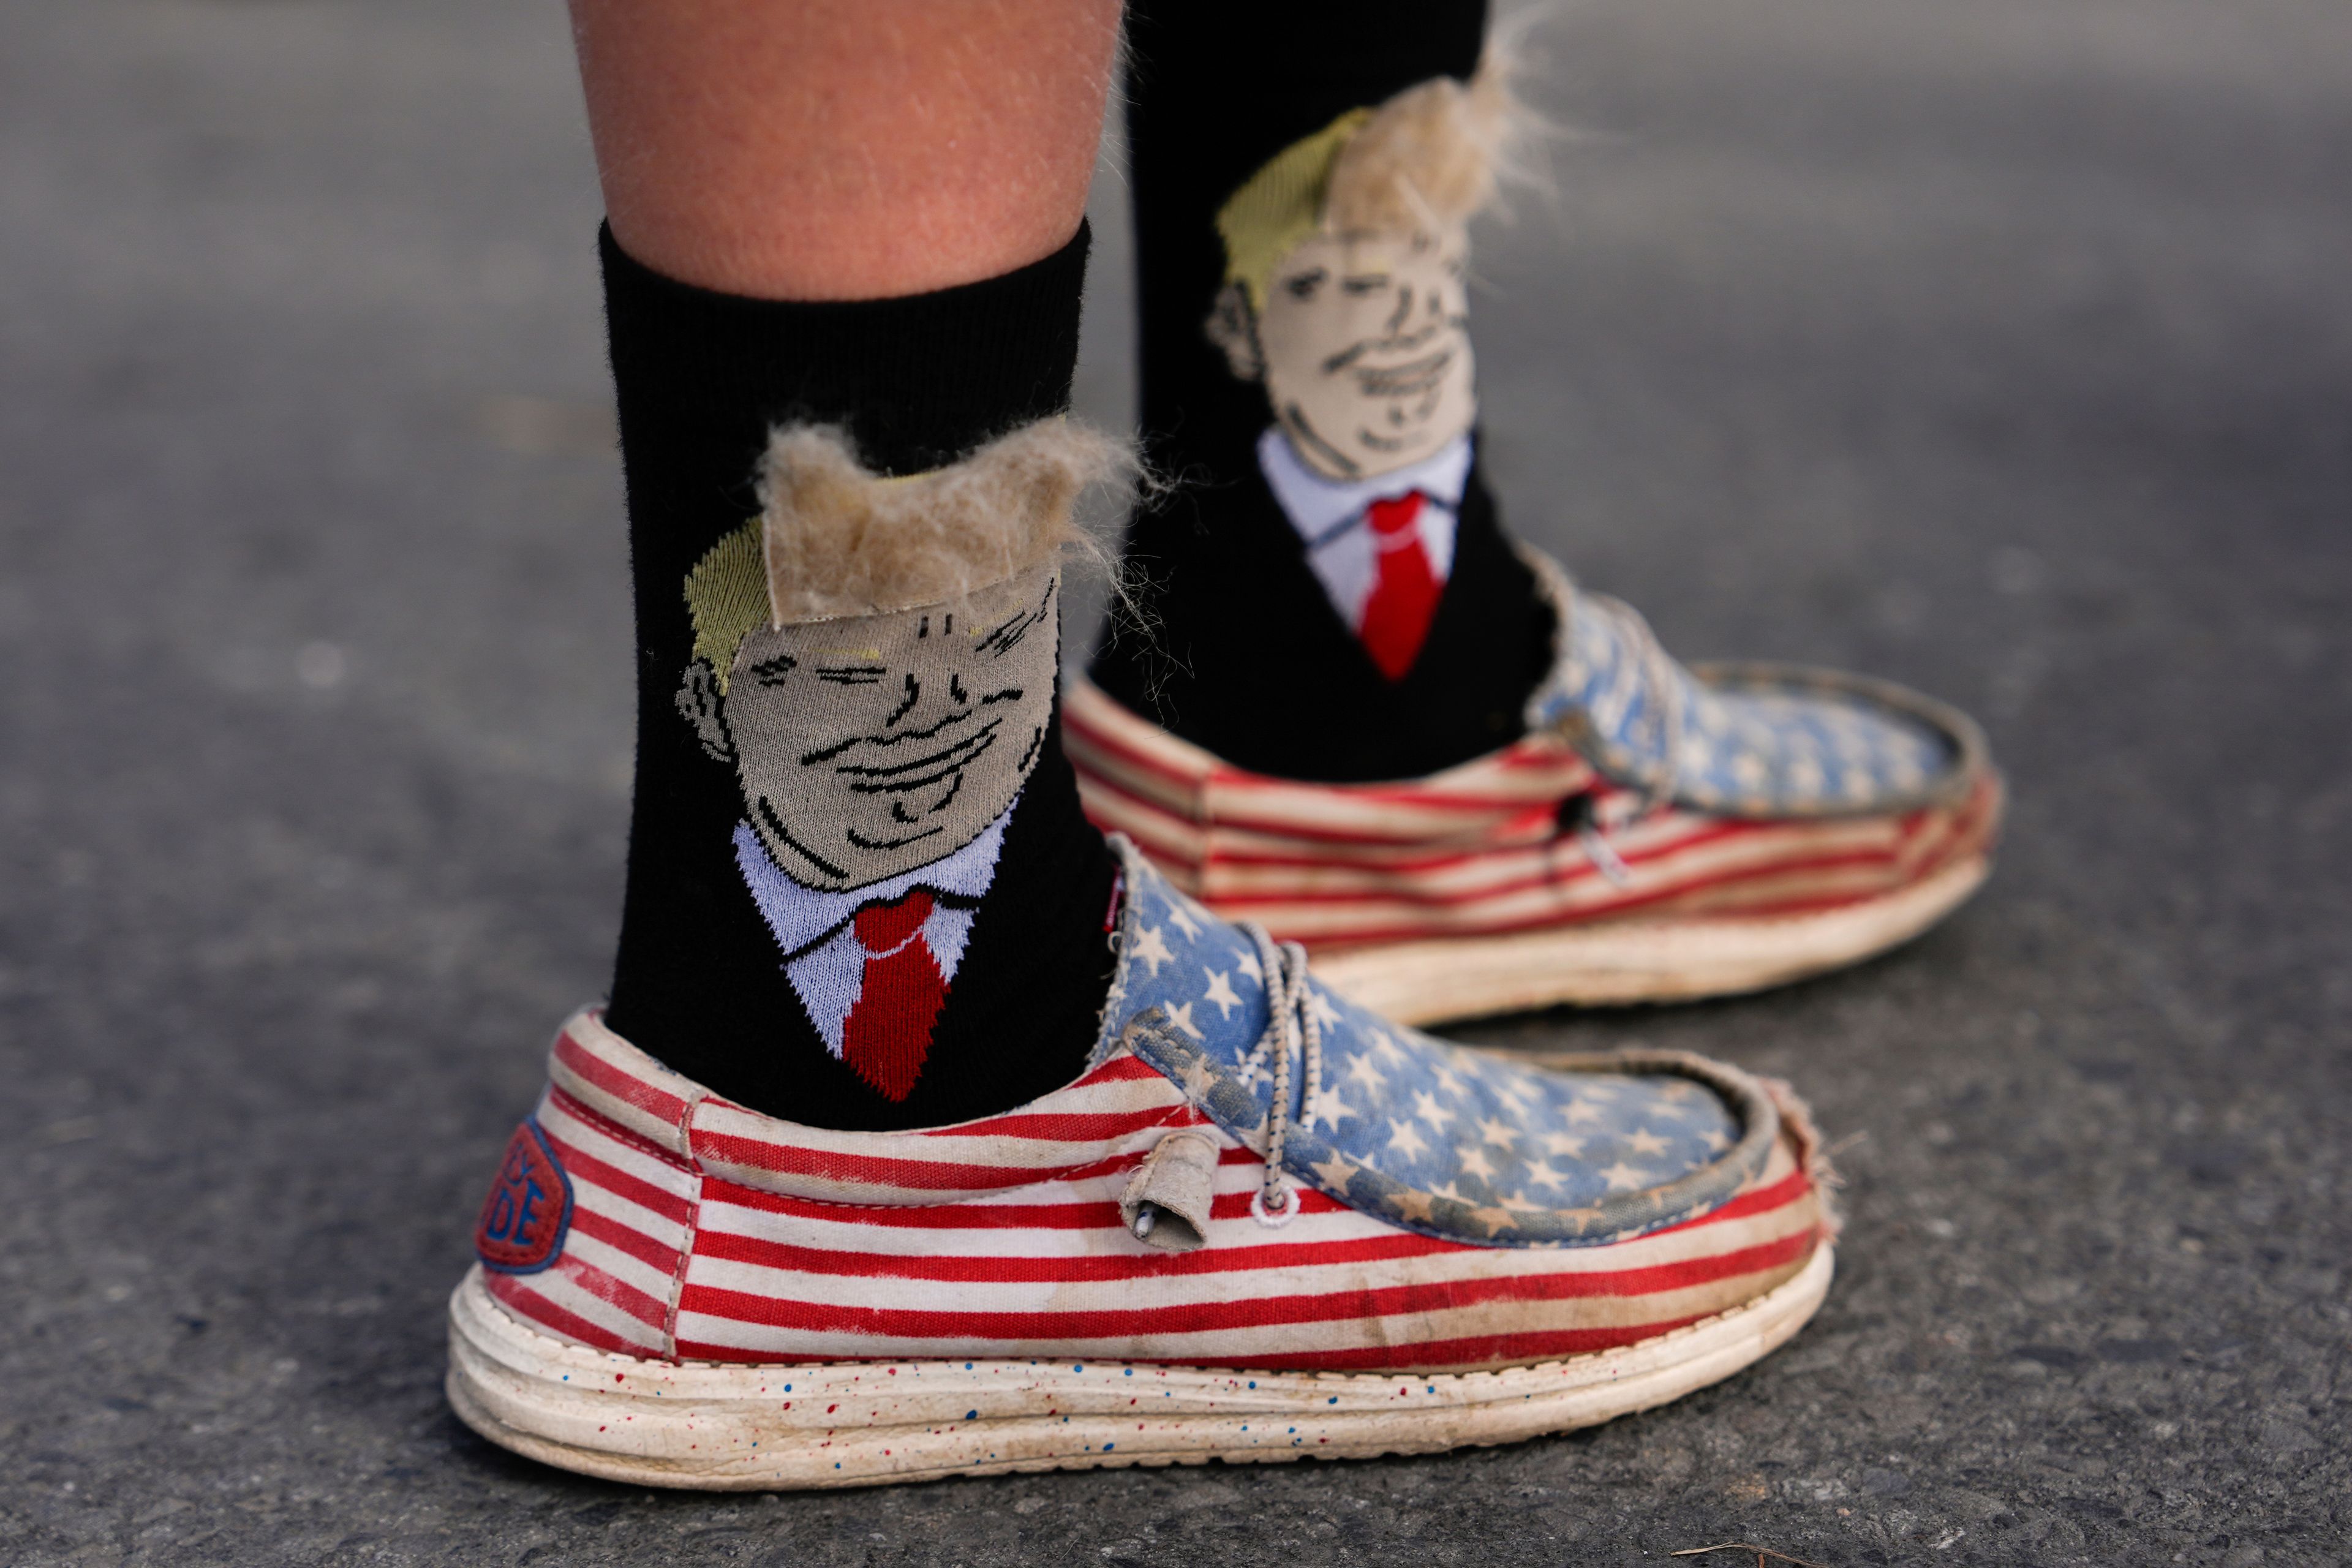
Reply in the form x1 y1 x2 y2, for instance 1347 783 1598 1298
1311 855 1989 1027
445 1245 1831 1491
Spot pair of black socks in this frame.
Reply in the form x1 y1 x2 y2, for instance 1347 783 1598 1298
600 0 1545 1129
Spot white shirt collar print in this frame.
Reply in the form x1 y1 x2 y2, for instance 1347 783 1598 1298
732 795 1015 963
734 800 1014 1057
1257 427 1474 549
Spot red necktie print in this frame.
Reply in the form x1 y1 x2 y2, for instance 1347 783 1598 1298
1357 491 1442 681
839 889 949 1102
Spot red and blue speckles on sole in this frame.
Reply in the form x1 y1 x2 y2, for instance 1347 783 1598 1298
443 1245 1833 1491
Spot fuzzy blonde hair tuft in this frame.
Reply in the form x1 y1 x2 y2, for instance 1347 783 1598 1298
1324 58 1518 235
683 418 1134 690
1215 48 1533 307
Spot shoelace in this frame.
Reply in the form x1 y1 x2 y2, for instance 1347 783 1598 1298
1237 921 1324 1227
1570 590 1688 886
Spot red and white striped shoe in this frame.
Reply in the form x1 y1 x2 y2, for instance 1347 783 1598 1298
1068 549 2000 1025
448 845 1835 1490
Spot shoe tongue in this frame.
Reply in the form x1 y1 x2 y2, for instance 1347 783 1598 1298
854 889 934 952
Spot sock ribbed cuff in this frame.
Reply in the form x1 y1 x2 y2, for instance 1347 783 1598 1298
601 221 1093 666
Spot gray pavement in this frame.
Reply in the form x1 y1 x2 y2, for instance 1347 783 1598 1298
3 0 2349 1563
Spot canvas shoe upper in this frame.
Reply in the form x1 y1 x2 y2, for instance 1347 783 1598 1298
1519 551 1985 818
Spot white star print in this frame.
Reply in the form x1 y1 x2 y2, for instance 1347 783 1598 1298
1130 924 1174 976
1457 1144 1499 1181
1161 1000 1204 1041
1564 1099 1605 1126
1235 948 1263 986
1626 1128 1670 1156
1496 1076 1541 1108
1344 1053 1388 1093
1310 1088 1357 1133
1542 1131 1587 1158
1599 1161 1649 1191
1166 902 1203 940
1386 1119 1430 1159
1202 968 1242 1020
1305 990 1341 1031
1432 1063 1468 1099
1370 1030 1407 1065
1429 1181 1469 1204
1699 1126 1732 1153
1476 1117 1519 1150
1412 1089 1453 1133
1523 1158 1567 1189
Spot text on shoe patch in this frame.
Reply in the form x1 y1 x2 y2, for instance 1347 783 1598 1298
474 1119 573 1273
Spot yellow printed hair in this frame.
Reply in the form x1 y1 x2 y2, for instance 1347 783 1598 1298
682 521 771 695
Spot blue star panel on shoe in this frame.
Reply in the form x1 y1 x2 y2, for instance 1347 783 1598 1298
1521 551 1985 819
1102 856 1775 1247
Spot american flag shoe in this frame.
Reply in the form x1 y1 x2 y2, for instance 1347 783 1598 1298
447 842 1835 1490
1067 546 2001 1024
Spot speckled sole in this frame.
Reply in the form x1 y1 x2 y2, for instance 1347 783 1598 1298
1312 854 1990 1027
444 1245 1833 1491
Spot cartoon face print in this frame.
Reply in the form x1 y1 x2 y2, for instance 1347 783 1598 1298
1248 227 1476 482
677 567 1061 892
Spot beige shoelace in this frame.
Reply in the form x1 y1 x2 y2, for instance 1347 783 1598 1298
1237 921 1325 1227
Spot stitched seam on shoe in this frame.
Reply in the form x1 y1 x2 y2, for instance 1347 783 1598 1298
685 1106 1207 1212
546 1084 698 1172
663 1166 703 1365
666 1090 709 1363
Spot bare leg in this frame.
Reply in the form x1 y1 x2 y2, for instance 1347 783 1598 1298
568 0 1122 300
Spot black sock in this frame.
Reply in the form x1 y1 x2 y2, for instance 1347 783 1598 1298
600 224 1120 1131
1091 0 1556 783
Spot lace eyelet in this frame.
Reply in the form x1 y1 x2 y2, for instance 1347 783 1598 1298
1249 1185 1300 1229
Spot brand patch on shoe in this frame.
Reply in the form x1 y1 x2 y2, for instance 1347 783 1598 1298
474 1118 573 1274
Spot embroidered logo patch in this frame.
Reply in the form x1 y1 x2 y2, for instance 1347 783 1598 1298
473 1119 572 1274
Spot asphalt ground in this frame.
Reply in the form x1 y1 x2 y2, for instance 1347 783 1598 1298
2 1 2348 1563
